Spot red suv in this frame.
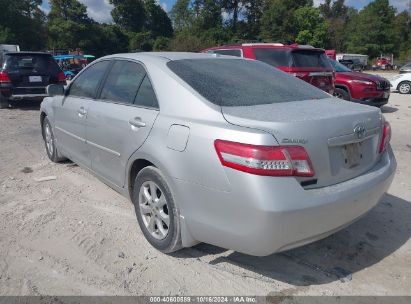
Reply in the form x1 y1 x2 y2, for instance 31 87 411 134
328 59 390 107
204 43 335 94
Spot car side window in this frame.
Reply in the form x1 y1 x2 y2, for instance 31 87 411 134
100 61 146 104
134 75 159 108
69 61 110 98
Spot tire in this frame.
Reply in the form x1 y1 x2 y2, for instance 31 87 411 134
334 88 351 101
398 81 411 94
132 166 182 253
0 96 9 109
42 117 66 162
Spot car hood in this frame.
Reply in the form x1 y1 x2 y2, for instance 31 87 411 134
336 71 387 82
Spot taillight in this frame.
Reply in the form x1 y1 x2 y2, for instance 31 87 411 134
0 71 11 83
214 140 314 177
379 122 391 154
58 71 66 82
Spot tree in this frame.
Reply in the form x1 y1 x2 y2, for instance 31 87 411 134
47 0 93 51
143 0 173 38
260 0 314 43
0 0 47 50
319 0 355 50
110 0 146 32
346 0 397 58
294 7 329 47
393 10 411 59
170 0 194 31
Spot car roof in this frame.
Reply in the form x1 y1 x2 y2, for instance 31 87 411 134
102 52 241 62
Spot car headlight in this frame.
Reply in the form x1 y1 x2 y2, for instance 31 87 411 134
349 80 374 85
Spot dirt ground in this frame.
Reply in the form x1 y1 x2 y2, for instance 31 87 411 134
0 88 410 296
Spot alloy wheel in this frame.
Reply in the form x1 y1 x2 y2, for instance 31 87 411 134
138 181 170 240
44 122 54 156
399 83 411 94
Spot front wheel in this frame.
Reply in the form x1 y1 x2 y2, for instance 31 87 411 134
42 117 66 162
398 81 411 94
132 166 182 253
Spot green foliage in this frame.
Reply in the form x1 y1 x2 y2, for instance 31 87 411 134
0 0 46 50
0 0 409 62
345 0 398 58
110 0 146 32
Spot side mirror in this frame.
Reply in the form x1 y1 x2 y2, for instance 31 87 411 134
47 84 65 96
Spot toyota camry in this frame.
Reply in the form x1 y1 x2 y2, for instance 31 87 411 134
40 53 396 256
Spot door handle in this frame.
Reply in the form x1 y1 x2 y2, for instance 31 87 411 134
78 107 87 117
129 117 146 129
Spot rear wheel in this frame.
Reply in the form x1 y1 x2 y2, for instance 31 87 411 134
132 166 182 253
334 88 351 101
398 81 411 94
0 96 9 109
42 117 66 162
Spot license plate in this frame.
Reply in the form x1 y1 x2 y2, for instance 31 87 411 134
29 76 42 83
383 92 390 98
343 143 361 168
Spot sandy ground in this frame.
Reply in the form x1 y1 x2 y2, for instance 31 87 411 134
0 89 410 296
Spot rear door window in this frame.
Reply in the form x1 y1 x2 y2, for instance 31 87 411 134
134 76 159 108
253 48 291 67
291 50 331 68
208 49 242 57
69 60 111 99
100 61 146 104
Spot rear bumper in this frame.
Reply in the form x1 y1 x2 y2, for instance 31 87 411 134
178 147 396 256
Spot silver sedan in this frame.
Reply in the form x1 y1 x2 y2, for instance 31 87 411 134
40 53 396 256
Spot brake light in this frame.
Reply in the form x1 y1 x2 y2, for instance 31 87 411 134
214 140 314 177
379 122 391 154
0 71 11 83
58 71 66 82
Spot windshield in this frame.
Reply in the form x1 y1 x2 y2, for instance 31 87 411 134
328 59 351 72
5 54 61 73
167 59 329 107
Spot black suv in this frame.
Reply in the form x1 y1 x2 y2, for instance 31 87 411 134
0 52 66 108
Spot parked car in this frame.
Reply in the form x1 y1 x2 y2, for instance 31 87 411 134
0 52 66 109
329 59 391 107
399 63 411 74
373 57 393 70
336 53 368 69
204 43 335 94
338 59 363 72
390 73 411 94
40 52 396 256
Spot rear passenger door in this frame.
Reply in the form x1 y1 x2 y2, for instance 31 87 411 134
86 59 159 187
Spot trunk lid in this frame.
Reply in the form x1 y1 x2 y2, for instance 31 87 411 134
221 98 383 188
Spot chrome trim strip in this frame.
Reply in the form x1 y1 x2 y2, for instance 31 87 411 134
328 127 380 147
87 140 121 157
308 72 334 77
55 126 86 143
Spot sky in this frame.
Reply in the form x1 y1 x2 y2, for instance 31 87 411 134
40 0 410 24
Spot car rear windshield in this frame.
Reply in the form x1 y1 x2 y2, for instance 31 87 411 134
4 54 61 74
253 48 331 68
167 59 329 107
